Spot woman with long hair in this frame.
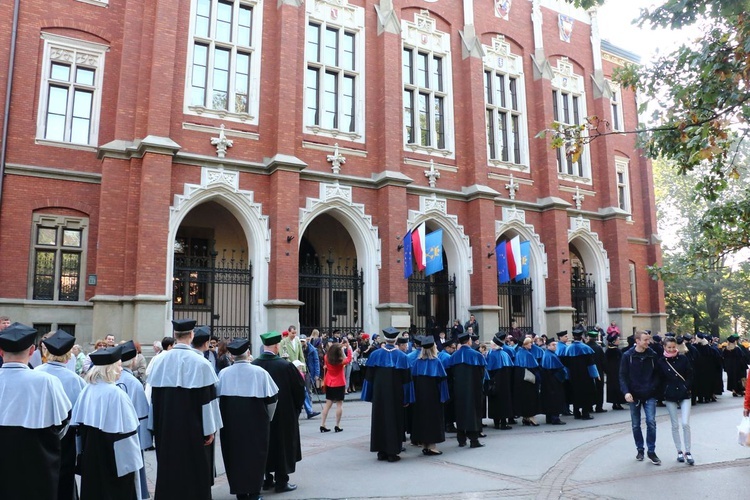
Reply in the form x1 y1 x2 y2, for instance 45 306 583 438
513 338 541 426
216 340 232 371
320 338 352 432
656 336 695 465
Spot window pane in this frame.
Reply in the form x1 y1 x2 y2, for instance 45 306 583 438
402 49 413 85
486 109 495 159
216 1 233 43
72 90 92 119
48 86 68 115
416 52 428 88
238 5 252 46
307 23 320 63
305 67 319 126
76 67 95 86
235 52 250 113
509 77 518 110
50 62 70 81
572 96 580 125
435 96 444 149
512 114 520 163
33 251 56 300
484 71 492 104
195 0 211 38
418 92 429 146
71 117 90 144
499 111 508 161
212 48 230 110
552 90 559 121
563 93 570 124
323 71 337 129
192 44 208 106
342 32 355 71
496 74 505 108
38 227 57 245
324 27 338 66
59 252 81 301
63 229 82 247
45 114 66 142
432 56 443 92
342 75 355 132
403 90 414 143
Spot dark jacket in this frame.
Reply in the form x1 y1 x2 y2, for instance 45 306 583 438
619 347 661 401
656 354 693 402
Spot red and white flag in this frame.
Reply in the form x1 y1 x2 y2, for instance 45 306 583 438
510 235 521 278
411 223 426 271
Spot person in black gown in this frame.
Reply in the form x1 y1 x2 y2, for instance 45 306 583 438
410 336 449 455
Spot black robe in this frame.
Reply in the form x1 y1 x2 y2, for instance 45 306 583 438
692 343 714 401
78 425 137 500
0 425 65 500
723 345 749 393
411 358 448 445
604 347 626 404
217 359 279 497
252 353 305 478
512 349 540 418
445 348 486 433
540 351 567 417
586 339 607 409
486 349 514 420
361 345 413 456
560 341 598 410
148 345 222 500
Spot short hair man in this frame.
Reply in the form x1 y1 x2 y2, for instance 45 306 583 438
0 324 72 499
105 334 116 347
620 330 662 465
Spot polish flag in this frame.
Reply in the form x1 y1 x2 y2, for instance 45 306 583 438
411 223 426 271
510 235 521 278
506 239 516 278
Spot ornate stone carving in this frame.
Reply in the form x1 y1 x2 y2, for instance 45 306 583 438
326 143 346 175
505 174 519 200
210 124 234 159
424 159 441 188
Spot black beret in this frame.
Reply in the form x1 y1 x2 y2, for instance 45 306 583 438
172 318 196 333
227 338 250 355
382 327 400 340
120 340 137 362
0 323 37 353
90 345 123 366
42 329 75 356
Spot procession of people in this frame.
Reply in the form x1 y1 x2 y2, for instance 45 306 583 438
2 314 750 499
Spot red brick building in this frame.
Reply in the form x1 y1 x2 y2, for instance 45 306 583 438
0 0 665 349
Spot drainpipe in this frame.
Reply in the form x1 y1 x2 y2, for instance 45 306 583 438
0 0 21 219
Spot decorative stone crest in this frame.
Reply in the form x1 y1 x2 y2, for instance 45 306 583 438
326 143 346 174
572 186 584 210
210 124 233 159
505 174 519 200
424 159 441 188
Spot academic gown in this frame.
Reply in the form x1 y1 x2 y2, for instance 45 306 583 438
252 352 305 482
71 381 143 500
444 347 487 433
218 360 279 496
559 341 599 411
512 349 540 417
0 363 72 500
117 368 152 499
586 340 607 409
692 343 714 401
410 357 449 445
361 345 414 456
486 348 514 420
604 347 626 404
540 350 567 416
148 344 222 500
438 350 456 428
36 361 86 500
723 346 748 393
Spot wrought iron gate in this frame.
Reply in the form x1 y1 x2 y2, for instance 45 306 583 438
298 254 363 337
571 274 596 329
173 248 253 340
408 270 456 336
498 278 534 335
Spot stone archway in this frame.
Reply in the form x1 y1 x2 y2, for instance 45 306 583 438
168 167 271 348
568 216 610 329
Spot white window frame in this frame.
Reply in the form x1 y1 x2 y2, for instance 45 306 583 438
303 0 365 142
36 33 108 149
76 0 108 6
615 156 631 214
551 58 590 182
28 214 89 302
483 35 529 170
401 10 455 158
184 0 263 124
628 261 637 312
609 81 624 132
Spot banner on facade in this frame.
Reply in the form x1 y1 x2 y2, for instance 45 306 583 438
403 230 414 279
404 225 443 279
496 237 529 283
411 222 426 271
425 229 444 277
494 0 512 20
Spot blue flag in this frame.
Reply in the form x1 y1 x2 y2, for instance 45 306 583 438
496 241 510 284
515 241 531 281
403 230 413 279
425 229 444 276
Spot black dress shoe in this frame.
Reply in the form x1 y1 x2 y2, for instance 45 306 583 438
458 441 466 447
387 455 401 462
275 483 297 493
422 448 443 456
595 408 607 413
549 419 566 425
478 432 487 438
581 414 594 420
500 424 513 430
377 452 387 461
508 419 519 425
262 482 275 491
469 441 485 448
446 424 458 433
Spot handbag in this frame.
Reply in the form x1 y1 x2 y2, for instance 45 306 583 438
738 416 750 447
523 368 536 384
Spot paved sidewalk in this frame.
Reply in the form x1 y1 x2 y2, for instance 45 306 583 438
144 394 750 499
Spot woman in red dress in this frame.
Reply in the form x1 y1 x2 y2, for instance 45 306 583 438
320 338 352 432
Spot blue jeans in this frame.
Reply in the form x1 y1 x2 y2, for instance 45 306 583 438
629 398 656 453
303 386 314 416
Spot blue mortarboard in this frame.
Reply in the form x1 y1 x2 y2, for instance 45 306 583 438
0 323 37 352
172 318 196 333
90 345 123 366
42 330 76 356
120 340 137 362
227 338 250 355
382 327 400 340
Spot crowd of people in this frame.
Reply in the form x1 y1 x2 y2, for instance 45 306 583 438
1 313 750 500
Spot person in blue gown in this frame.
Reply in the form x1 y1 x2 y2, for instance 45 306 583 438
410 336 449 455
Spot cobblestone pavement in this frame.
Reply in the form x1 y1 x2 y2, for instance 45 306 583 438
144 391 750 499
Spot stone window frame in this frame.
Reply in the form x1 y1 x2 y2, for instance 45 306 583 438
184 0 264 124
28 214 89 302
551 57 591 182
615 156 632 214
35 33 108 150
